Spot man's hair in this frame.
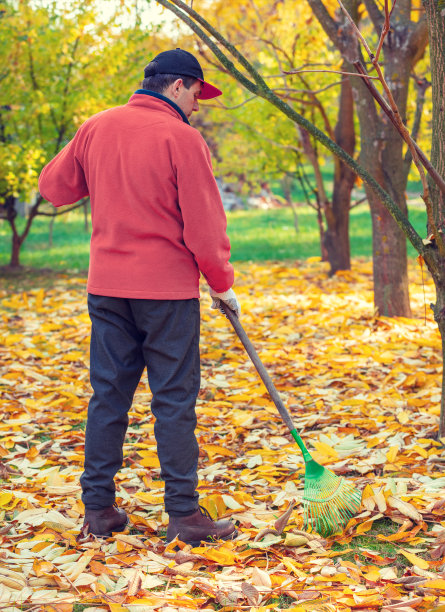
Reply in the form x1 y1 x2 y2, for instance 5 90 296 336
141 73 197 94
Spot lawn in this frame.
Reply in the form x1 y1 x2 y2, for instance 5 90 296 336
0 201 428 271
0 259 443 609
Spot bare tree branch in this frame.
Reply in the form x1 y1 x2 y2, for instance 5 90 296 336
375 0 398 62
404 75 431 179
155 0 426 259
283 67 379 79
209 95 259 110
337 0 445 253
274 80 348 95
36 200 88 217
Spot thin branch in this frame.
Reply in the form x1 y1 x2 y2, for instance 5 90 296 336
350 195 368 208
375 0 398 62
215 115 302 155
155 0 258 93
404 75 431 178
36 200 87 217
210 95 258 110
273 80 348 95
157 0 270 91
338 0 375 59
337 0 445 254
283 68 380 79
257 36 294 67
294 73 334 141
155 0 426 260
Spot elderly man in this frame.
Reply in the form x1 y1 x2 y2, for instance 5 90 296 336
39 48 239 546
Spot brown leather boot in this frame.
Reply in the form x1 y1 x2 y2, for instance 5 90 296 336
166 506 237 546
84 505 128 537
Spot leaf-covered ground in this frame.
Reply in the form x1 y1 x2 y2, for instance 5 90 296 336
0 259 444 611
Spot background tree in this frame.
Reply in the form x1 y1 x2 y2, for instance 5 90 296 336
191 0 359 273
304 0 429 316
0 0 158 268
155 0 445 437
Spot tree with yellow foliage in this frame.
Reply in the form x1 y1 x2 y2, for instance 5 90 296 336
156 0 445 437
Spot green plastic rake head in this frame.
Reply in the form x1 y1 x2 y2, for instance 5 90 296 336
221 302 363 538
292 429 362 537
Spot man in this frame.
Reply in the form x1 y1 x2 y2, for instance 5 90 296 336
39 48 239 546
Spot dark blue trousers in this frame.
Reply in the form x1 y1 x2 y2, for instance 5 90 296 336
80 294 200 516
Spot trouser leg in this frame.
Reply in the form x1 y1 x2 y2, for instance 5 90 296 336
131 298 201 516
81 294 145 509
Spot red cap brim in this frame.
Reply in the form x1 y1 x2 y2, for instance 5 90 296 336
198 80 222 100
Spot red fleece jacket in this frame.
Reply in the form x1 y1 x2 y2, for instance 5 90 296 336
38 91 234 299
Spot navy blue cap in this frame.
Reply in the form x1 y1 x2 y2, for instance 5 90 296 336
144 48 222 100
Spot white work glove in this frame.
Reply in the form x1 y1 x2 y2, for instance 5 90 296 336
209 287 241 318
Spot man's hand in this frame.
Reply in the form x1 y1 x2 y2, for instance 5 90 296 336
209 287 241 318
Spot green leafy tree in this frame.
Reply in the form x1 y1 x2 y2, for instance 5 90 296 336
0 0 158 267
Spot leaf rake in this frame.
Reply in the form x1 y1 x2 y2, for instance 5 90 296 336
220 302 362 537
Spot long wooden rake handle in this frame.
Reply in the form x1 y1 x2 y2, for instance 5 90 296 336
220 302 312 461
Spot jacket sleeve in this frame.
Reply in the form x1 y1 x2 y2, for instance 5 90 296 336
174 128 234 293
38 126 89 207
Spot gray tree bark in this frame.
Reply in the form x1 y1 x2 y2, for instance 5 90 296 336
306 0 428 316
422 0 445 437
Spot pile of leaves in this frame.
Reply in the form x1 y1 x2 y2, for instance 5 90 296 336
0 259 444 611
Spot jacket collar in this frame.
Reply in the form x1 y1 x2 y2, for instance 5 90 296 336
129 89 190 125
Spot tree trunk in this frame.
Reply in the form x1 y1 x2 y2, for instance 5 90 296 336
423 0 445 438
5 195 42 269
10 234 21 268
49 216 55 248
323 69 356 274
348 54 413 314
305 0 428 315
83 199 89 232
281 174 299 233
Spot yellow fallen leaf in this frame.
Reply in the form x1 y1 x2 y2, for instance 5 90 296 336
135 492 163 505
35 288 45 309
195 547 236 565
396 411 410 424
362 484 376 512
399 549 429 569
364 569 380 582
374 489 387 513
423 579 445 590
32 559 54 577
312 441 339 459
0 491 13 507
356 513 384 535
65 550 95 580
201 444 237 459
412 444 428 459
387 496 422 521
137 451 160 468
284 533 309 547
386 445 400 463
282 557 306 577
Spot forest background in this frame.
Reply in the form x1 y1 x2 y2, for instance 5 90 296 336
0 0 433 275
1 1 445 609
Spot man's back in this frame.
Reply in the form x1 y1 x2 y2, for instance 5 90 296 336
39 91 233 298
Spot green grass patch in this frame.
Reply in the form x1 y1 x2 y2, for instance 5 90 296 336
331 518 422 573
0 202 427 271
